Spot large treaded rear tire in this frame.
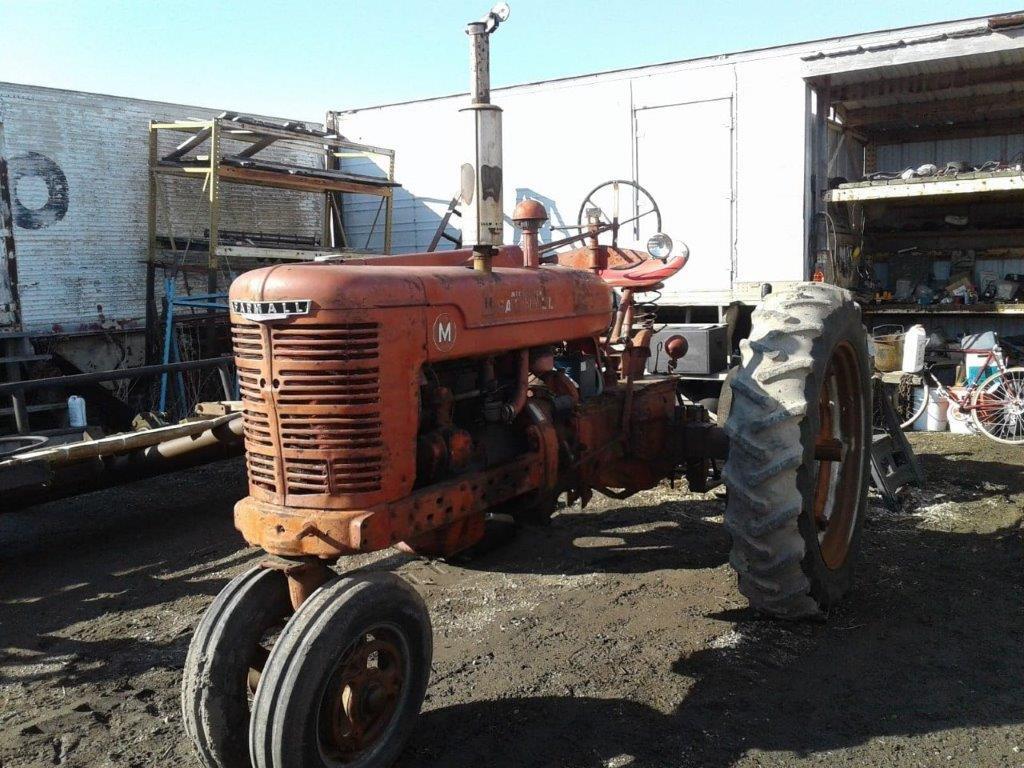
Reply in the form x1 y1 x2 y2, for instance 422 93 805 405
723 283 871 618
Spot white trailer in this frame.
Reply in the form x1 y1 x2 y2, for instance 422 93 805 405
332 11 1024 326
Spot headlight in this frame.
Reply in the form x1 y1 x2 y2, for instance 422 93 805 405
646 233 673 260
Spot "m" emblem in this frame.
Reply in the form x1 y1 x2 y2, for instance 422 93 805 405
432 313 456 352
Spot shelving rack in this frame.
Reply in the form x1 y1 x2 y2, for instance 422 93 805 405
145 113 398 361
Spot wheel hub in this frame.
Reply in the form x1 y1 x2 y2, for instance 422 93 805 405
323 631 407 762
812 341 864 570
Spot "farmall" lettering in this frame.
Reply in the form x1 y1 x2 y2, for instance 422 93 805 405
230 300 312 322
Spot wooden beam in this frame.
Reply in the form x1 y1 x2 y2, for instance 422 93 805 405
163 127 212 162
229 135 276 160
832 61 1024 103
826 173 1024 203
216 165 394 196
845 91 1024 130
216 245 381 261
867 116 1024 145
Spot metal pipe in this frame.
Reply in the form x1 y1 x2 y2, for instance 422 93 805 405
0 356 233 396
461 4 509 257
3 415 244 512
467 20 491 105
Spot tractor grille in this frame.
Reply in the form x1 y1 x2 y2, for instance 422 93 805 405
233 321 384 499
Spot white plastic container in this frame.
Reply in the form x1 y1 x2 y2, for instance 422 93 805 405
901 324 927 373
67 395 87 428
946 391 976 434
911 387 948 431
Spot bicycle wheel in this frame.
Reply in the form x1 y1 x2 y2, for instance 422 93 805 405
970 366 1024 444
873 378 927 431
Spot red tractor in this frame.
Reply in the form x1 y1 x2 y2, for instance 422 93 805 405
180 7 871 768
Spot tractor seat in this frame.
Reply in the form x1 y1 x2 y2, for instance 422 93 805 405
597 253 689 290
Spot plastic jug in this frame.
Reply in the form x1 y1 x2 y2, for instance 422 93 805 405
67 395 87 428
902 325 927 373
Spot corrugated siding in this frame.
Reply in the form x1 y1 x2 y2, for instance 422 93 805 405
333 154 394 252
0 83 323 333
876 133 1024 171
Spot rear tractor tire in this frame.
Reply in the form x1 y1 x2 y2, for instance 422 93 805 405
723 282 871 618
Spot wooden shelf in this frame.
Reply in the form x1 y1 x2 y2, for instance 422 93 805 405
154 163 394 197
869 227 1024 244
215 245 381 262
862 303 1024 316
826 171 1024 203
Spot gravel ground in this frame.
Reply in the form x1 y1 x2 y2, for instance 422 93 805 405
1 432 1021 768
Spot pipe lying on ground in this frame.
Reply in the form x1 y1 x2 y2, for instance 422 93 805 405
1 414 244 512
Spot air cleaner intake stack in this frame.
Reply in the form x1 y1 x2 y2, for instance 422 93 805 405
461 3 510 272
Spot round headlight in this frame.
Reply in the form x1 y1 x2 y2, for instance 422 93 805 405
646 233 673 260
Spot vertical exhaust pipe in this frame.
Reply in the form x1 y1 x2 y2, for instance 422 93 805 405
461 3 510 273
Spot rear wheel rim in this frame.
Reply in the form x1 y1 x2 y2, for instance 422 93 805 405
316 624 409 765
972 369 1024 443
812 341 864 570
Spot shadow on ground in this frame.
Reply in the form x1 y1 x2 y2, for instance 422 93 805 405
0 458 251 687
400 448 1024 767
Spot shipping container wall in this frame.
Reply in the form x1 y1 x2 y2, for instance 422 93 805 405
335 49 810 305
0 83 324 333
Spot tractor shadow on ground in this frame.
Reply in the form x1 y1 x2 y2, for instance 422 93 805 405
404 457 1023 767
0 458 251 687
454 494 732 577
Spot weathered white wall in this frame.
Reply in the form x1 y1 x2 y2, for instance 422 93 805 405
0 83 324 333
335 46 812 305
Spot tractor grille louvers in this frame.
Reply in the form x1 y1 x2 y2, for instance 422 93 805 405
233 321 384 499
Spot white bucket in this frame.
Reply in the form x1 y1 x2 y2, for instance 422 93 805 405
946 390 976 434
911 387 948 431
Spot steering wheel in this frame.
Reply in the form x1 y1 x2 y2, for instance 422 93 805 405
575 180 662 248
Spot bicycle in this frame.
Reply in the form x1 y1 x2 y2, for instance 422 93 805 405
876 339 1024 445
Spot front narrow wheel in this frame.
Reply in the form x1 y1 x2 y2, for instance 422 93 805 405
182 566 292 768
249 572 432 768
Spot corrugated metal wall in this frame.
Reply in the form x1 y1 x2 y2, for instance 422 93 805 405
0 83 324 333
876 133 1024 171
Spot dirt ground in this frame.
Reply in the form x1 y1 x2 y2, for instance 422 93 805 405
1 432 1021 768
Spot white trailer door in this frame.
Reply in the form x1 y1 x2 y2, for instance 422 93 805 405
634 98 734 301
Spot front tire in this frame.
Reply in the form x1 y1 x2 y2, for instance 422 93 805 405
249 572 432 768
723 283 871 618
182 565 293 768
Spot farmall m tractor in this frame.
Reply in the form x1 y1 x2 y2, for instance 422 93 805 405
181 6 871 768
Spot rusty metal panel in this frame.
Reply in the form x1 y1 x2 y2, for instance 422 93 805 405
0 121 19 329
0 83 324 334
